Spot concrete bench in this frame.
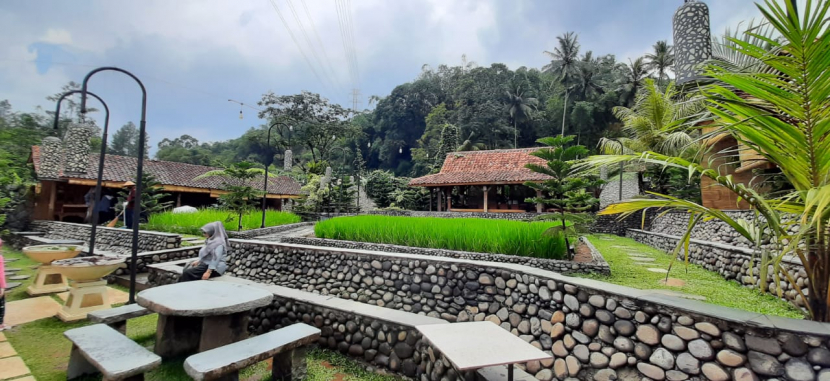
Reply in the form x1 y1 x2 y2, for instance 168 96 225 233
184 323 321 381
88 304 154 334
26 236 85 246
64 324 161 381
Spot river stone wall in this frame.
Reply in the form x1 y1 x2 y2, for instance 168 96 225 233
29 220 181 255
228 222 314 239
221 239 830 381
627 229 809 309
281 236 609 276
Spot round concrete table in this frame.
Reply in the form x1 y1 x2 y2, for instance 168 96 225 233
137 280 273 359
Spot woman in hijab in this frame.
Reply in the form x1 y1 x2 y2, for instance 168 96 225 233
179 221 229 282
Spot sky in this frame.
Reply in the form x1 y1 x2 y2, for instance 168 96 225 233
0 1 766 155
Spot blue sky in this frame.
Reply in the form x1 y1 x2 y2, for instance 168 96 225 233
0 1 765 154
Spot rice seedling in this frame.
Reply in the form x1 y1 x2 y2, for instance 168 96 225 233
315 215 566 259
145 209 301 235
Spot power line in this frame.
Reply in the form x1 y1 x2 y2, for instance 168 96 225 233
334 0 357 89
266 0 330 94
297 0 348 98
345 0 361 88
284 0 344 97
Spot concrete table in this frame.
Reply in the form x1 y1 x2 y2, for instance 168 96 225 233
137 280 273 359
417 322 551 381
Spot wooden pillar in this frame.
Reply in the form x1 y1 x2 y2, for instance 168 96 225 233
445 187 452 211
428 188 433 212
48 181 57 220
436 188 442 212
176 193 182 207
483 186 489 213
536 189 543 213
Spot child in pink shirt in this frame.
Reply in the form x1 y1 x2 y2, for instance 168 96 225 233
0 238 7 331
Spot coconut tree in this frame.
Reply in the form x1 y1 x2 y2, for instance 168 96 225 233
583 0 830 321
618 57 651 107
543 32 581 84
645 40 674 85
505 88 539 148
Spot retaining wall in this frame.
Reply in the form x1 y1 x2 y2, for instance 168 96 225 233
213 239 830 381
281 236 609 276
646 211 800 252
228 222 314 239
627 229 809 309
28 220 181 254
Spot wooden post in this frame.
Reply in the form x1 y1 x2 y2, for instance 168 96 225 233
176 193 182 207
428 188 433 212
446 187 452 211
536 189 543 213
48 181 57 220
436 188 442 212
483 186 489 213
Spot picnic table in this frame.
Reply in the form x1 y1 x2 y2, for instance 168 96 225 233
136 280 274 359
417 322 551 381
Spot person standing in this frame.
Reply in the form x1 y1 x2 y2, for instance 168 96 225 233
0 238 8 331
124 181 136 228
95 192 114 224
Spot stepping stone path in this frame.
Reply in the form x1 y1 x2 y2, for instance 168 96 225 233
632 257 656 262
9 274 30 280
29 265 40 269
3 258 18 262
0 331 36 381
647 268 669 274
3 282 21 290
610 245 632 249
659 278 686 287
4 267 20 272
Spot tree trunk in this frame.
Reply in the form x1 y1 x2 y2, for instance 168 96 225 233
808 232 830 322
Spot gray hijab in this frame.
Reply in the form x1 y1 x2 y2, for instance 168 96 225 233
201 221 229 253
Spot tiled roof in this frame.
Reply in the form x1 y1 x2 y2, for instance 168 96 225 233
31 146 301 195
409 148 551 187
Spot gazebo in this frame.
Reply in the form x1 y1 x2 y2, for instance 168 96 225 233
409 148 550 213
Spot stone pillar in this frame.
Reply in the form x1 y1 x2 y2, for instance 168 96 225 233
284 149 293 171
436 188 442 212
39 137 63 179
673 0 712 84
63 124 94 176
445 187 452 211
482 186 489 213
536 190 543 213
428 188 433 212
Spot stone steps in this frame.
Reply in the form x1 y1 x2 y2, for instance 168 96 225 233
114 273 152 292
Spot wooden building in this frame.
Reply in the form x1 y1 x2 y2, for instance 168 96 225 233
29 145 302 222
409 148 551 213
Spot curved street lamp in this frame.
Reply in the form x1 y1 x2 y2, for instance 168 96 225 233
261 120 292 228
80 67 148 305
52 90 110 258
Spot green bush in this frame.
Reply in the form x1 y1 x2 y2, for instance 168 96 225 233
145 209 301 235
315 215 567 259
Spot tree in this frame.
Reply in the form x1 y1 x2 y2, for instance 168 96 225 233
524 135 603 258
109 122 149 158
434 124 459 168
115 172 173 219
645 40 674 85
543 32 581 84
586 0 830 321
505 88 538 148
194 161 269 231
571 52 606 101
618 57 650 107
457 132 486 152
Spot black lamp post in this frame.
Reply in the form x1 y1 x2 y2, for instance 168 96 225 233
52 90 110 258
261 120 292 228
80 67 147 305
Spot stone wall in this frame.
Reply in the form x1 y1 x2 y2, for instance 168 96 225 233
590 208 658 236
29 220 181 255
228 222 314 239
280 237 609 276
599 176 640 209
627 229 809 308
221 239 830 381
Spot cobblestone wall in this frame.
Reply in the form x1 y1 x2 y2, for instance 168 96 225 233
29 220 181 255
223 239 830 381
627 229 809 309
228 222 314 239
280 237 609 276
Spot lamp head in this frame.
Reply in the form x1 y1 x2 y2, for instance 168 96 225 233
238 110 243 120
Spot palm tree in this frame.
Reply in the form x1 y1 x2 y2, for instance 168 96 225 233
571 52 605 101
598 78 702 158
645 40 674 85
543 32 581 84
584 0 830 321
505 88 539 148
618 57 650 106
457 132 486 152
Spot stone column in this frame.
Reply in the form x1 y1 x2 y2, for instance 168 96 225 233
436 188 442 212
483 186 489 213
536 189 543 213
445 187 452 211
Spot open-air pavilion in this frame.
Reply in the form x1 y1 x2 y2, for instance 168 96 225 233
409 148 550 213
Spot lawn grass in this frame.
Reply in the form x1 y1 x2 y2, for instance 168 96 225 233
145 209 301 235
1 246 41 302
583 234 804 319
315 215 567 259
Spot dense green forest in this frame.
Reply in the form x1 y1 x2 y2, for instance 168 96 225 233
153 32 669 177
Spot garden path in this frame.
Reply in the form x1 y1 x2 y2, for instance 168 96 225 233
254 224 315 242
0 332 35 380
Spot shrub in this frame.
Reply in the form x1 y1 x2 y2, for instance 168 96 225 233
145 209 300 235
315 215 567 259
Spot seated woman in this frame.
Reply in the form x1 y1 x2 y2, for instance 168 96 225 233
179 222 229 282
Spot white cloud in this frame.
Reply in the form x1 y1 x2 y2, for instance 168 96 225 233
41 28 73 45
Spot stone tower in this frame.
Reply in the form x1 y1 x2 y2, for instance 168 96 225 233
672 0 712 84
62 123 94 176
39 137 63 179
